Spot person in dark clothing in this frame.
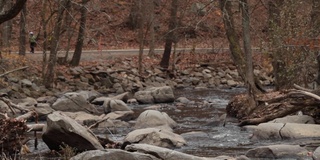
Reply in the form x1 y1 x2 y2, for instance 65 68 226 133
29 32 36 53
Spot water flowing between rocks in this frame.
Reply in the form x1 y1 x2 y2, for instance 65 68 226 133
24 87 319 158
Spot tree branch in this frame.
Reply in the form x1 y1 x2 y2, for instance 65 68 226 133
0 0 27 24
0 66 29 77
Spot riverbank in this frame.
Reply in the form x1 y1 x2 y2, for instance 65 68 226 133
0 51 273 99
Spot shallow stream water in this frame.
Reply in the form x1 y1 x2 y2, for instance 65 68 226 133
23 87 319 159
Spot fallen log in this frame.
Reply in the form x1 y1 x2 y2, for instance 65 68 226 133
1 97 29 113
238 102 305 126
0 66 29 77
238 89 320 126
27 123 45 132
15 111 37 121
292 90 320 101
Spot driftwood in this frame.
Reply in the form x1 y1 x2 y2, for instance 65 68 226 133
293 84 313 92
292 90 320 101
0 66 29 77
15 111 37 121
0 97 29 113
237 87 320 126
239 102 305 126
27 124 45 132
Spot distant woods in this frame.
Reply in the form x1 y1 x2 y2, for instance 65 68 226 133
0 0 319 90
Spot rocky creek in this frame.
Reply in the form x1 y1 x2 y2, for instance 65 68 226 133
17 87 320 160
22 87 247 158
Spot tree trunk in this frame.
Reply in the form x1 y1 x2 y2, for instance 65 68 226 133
41 0 48 79
44 0 66 88
220 0 262 94
63 0 73 64
137 0 145 74
0 1 12 50
127 1 139 30
160 0 178 69
0 0 27 24
148 0 155 57
268 1 284 90
70 0 89 66
18 3 26 56
241 0 257 110
311 0 320 85
311 0 320 36
317 53 320 85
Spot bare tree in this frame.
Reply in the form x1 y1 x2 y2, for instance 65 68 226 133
241 0 257 111
137 0 145 74
63 0 74 64
311 0 320 37
220 0 263 93
18 3 26 55
147 0 156 57
160 0 178 69
268 0 285 90
44 0 67 88
41 0 48 79
311 0 320 85
70 0 89 66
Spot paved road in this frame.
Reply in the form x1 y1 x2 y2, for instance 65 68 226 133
24 47 263 55
25 47 260 61
28 48 227 55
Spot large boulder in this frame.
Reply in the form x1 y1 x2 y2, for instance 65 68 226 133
91 92 129 105
63 111 100 125
124 128 186 148
103 99 132 114
42 111 103 152
52 92 99 114
33 103 55 116
125 143 231 160
104 111 134 121
17 97 37 110
269 115 315 124
70 149 160 160
134 86 175 104
246 145 311 160
77 90 101 100
133 90 154 104
313 146 320 160
248 123 320 140
134 110 177 131
0 100 12 117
